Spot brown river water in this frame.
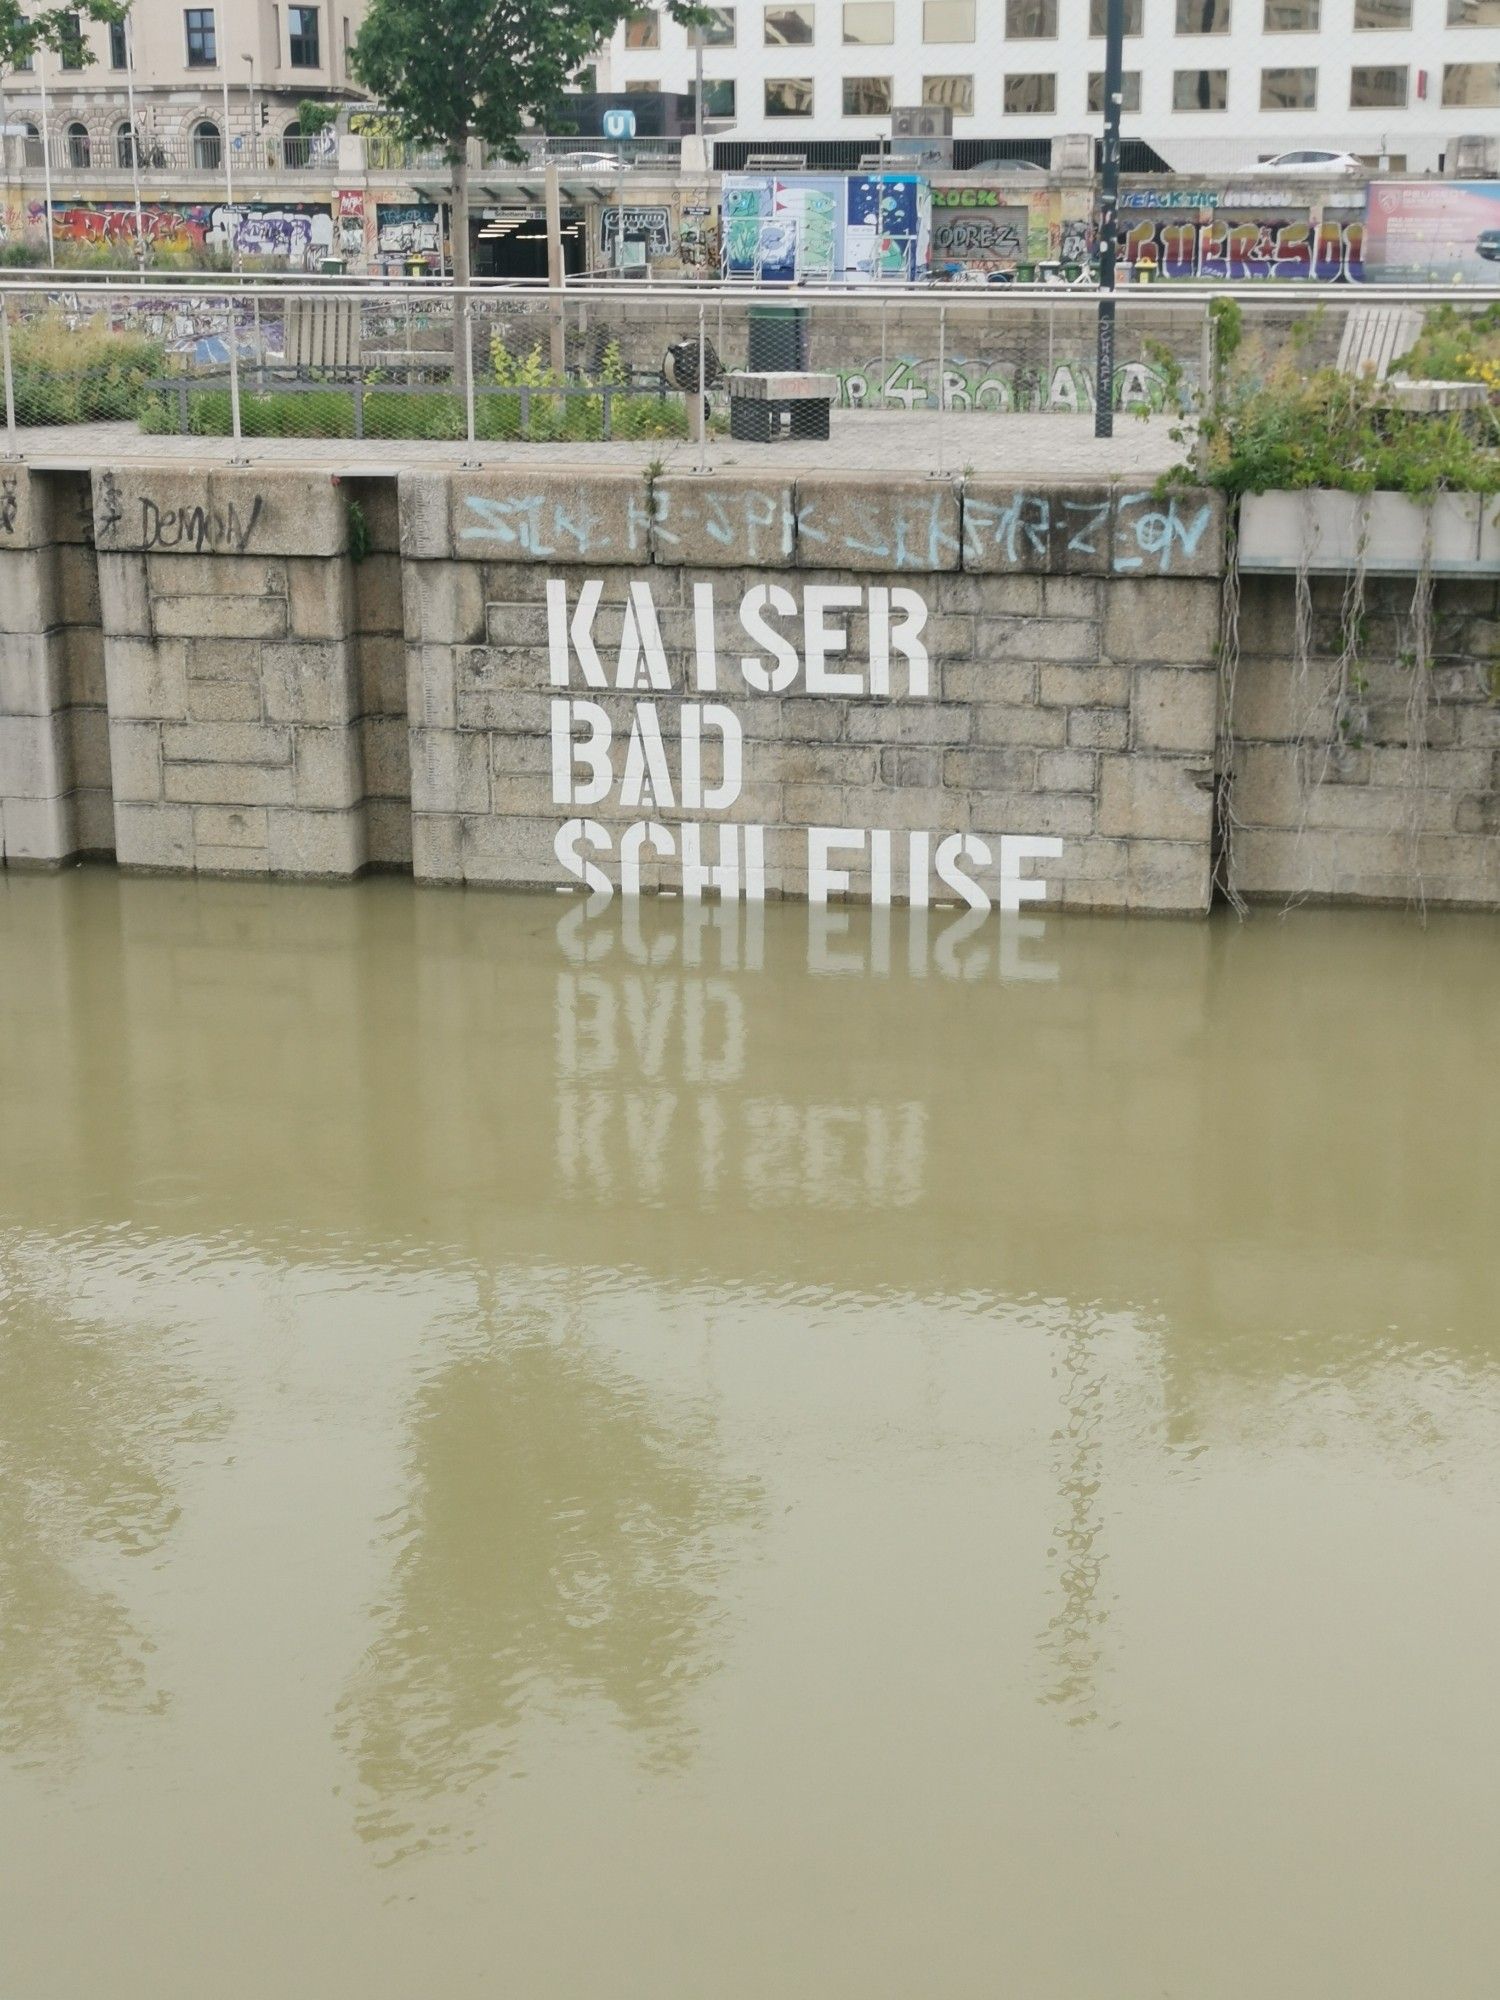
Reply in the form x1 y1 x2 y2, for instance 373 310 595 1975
1 868 1497 1999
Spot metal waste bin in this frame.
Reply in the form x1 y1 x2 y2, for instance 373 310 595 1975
747 303 810 372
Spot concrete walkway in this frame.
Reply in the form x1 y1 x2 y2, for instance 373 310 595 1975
7 408 1187 481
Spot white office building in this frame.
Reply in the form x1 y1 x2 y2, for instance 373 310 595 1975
594 0 1500 172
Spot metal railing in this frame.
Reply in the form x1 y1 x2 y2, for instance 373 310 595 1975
2 275 1497 469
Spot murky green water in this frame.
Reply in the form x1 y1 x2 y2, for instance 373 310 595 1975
1 869 1497 1999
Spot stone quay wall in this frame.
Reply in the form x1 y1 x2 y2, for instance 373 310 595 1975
2 460 1497 914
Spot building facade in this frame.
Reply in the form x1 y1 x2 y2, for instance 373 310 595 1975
594 0 1500 172
0 0 365 176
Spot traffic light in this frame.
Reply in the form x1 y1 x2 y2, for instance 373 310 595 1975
260 103 270 128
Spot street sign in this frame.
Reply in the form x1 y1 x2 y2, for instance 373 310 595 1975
602 108 636 140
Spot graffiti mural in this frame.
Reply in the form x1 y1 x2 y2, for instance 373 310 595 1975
26 199 334 267
1122 216 1365 282
932 206 1028 267
376 202 441 260
833 354 1178 414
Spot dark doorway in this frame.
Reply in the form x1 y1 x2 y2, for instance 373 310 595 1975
474 209 587 279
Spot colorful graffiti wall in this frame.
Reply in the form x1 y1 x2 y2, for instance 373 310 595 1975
375 202 441 266
723 174 931 282
1121 215 1365 282
23 200 334 268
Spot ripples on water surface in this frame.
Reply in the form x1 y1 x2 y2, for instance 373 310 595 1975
1 870 1497 1999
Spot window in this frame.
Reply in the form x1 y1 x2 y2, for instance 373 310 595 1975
1265 0 1318 24
923 71 974 111
689 6 736 43
623 8 659 44
1088 69 1142 107
115 120 139 166
1349 63 1406 102
192 118 221 167
65 119 90 166
1443 60 1500 102
1353 0 1408 22
629 75 660 89
843 73 892 111
843 0 893 38
1176 0 1228 28
1004 71 1056 109
1173 65 1227 103
109 18 128 66
764 4 813 40
765 75 814 112
22 122 43 165
923 0 976 39
702 76 736 113
1007 0 1057 29
1089 0 1142 29
1446 0 1500 19
288 5 319 64
282 121 311 165
59 9 84 66
1261 64 1316 104
185 8 216 65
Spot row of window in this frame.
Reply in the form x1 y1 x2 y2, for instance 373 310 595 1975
10 5 326 72
628 0 1499 41
655 60 1500 110
16 116 317 168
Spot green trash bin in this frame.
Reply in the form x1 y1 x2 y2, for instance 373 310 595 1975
747 303 810 372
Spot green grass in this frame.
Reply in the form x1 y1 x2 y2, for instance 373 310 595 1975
137 384 691 443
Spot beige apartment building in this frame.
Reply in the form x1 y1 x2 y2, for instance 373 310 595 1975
0 0 368 173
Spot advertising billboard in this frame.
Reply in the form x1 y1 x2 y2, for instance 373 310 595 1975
1362 180 1500 284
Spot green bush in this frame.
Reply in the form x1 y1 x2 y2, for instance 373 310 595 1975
9 312 164 425
139 379 690 443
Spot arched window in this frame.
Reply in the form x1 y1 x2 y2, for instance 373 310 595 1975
281 122 309 168
115 121 140 169
66 121 91 169
21 123 44 169
192 118 222 169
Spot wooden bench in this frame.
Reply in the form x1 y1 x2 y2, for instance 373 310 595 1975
727 370 840 442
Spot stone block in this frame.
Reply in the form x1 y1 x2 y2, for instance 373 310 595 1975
652 474 797 568
93 467 346 559
877 746 943 788
1126 840 1212 914
66 627 108 708
398 471 455 560
962 483 1114 577
939 661 1036 706
193 805 269 849
183 638 262 685
412 811 463 882
358 635 410 718
406 644 459 729
266 808 366 879
403 562 486 646
107 721 164 803
262 643 356 726
145 554 288 599
72 787 116 855
53 544 100 628
1110 488 1224 578
352 552 404 636
362 716 412 798
1229 742 1303 827
937 573 1044 616
115 800 196 871
1230 656 1335 743
1037 749 1097 792
365 799 414 869
187 679 263 723
95 553 153 638
1039 664 1130 708
0 632 64 716
973 618 1100 664
1067 708 1129 750
1132 665 1220 753
286 559 353 640
794 476 962 573
0 466 41 550
191 845 271 876
153 594 288 640
163 761 296 807
458 812 565 884
846 703 972 745
967 791 1096 839
0 550 57 634
0 792 71 863
215 469 349 558
1097 754 1214 841
0 713 69 800
971 704 1068 748
292 728 363 809
69 707 112 792
1103 578 1220 665
163 721 291 767
484 601 553 647
451 470 648 565
411 728 492 815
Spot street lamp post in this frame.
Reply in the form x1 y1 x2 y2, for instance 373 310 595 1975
124 16 146 267
1093 0 1125 440
37 46 55 267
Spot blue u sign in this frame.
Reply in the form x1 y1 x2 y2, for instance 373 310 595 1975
602 108 637 140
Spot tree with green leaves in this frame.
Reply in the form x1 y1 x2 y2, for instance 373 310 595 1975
350 0 702 383
0 0 127 77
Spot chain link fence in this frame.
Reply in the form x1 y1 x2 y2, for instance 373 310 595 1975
2 275 1497 465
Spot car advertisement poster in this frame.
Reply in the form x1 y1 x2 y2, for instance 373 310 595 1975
1362 180 1500 283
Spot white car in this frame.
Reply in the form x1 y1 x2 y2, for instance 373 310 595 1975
1225 149 1365 175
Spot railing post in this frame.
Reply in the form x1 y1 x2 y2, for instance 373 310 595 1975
226 296 244 452
353 375 365 441
464 294 477 448
936 303 946 475
1 296 17 456
696 301 707 471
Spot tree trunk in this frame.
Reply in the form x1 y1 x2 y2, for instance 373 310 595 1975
450 133 472 409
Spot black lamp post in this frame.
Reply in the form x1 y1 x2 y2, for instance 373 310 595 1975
1093 0 1125 439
